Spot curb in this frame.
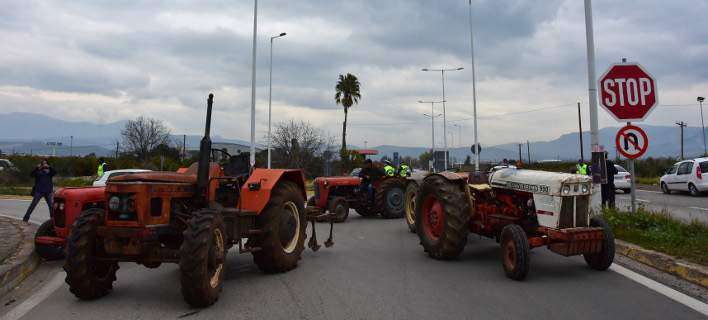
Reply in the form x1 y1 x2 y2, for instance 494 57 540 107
0 220 41 298
0 195 32 201
616 240 708 288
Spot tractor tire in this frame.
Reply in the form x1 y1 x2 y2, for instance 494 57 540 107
376 178 406 219
179 210 227 308
355 206 378 217
583 216 615 271
35 219 64 260
328 197 349 223
63 208 118 300
500 224 530 281
252 181 306 273
415 175 469 260
404 182 419 233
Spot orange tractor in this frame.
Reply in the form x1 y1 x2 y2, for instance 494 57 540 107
63 94 334 307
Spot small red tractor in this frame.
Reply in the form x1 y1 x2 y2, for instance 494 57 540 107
34 186 105 260
308 172 413 221
63 94 334 307
415 168 614 280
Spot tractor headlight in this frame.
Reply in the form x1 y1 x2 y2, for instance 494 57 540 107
581 184 589 193
108 196 121 211
562 185 571 195
58 202 65 211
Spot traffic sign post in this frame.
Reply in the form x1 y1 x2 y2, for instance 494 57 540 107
599 63 658 122
616 124 649 213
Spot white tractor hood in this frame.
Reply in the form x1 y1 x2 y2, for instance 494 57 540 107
489 168 592 196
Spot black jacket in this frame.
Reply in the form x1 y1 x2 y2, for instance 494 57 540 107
31 166 56 194
605 160 618 186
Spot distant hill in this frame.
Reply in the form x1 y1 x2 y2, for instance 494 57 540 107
1 112 705 160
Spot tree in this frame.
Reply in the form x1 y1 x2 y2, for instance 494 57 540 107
269 120 334 177
419 150 432 170
334 73 361 153
121 116 171 161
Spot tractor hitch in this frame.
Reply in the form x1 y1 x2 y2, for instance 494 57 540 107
306 212 335 252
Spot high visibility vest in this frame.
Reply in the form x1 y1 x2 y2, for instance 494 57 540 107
384 165 395 177
97 163 105 176
576 163 588 175
399 164 409 177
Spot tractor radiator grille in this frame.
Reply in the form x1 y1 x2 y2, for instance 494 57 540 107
559 196 589 228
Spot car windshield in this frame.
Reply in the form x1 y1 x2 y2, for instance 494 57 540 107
615 165 627 172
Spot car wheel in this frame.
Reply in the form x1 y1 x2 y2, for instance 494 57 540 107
688 184 701 197
660 182 670 194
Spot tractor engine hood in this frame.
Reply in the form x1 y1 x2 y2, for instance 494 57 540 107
489 168 592 196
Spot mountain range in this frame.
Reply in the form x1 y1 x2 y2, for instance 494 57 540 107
1 112 705 160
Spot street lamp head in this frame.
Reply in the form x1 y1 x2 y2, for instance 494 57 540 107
279 32 287 37
421 68 429 71
699 96 705 103
456 67 464 70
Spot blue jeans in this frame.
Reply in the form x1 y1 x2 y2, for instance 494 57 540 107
24 192 52 222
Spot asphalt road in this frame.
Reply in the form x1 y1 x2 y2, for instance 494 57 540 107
615 188 708 223
0 198 705 319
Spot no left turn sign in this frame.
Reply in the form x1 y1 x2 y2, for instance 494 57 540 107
615 124 649 159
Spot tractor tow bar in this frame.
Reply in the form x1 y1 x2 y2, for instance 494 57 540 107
306 212 335 251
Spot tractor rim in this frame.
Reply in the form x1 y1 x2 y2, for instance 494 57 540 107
386 188 404 211
405 190 416 226
209 228 225 289
334 202 347 219
503 236 516 271
280 201 301 254
421 195 445 240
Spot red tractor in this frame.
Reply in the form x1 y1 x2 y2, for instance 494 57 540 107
307 169 411 222
63 94 334 307
34 186 105 260
415 169 614 280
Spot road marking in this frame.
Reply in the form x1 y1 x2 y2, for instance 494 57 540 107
636 198 649 203
689 207 708 211
611 264 708 316
0 213 41 225
636 189 663 194
0 272 65 320
0 199 32 202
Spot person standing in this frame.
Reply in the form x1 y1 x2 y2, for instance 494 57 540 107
576 159 588 175
97 158 107 177
601 153 618 209
24 159 55 223
359 159 384 202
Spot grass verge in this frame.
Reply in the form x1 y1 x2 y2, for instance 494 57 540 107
636 176 659 186
602 208 708 266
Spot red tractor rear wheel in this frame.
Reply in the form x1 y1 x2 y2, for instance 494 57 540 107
500 224 530 281
415 175 468 260
404 182 419 233
252 181 306 273
377 178 406 219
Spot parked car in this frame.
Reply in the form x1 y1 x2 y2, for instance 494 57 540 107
614 164 631 194
660 157 708 196
93 169 151 187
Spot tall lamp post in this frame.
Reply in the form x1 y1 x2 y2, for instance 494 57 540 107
267 32 287 169
422 67 463 171
467 0 480 173
699 96 706 156
249 0 258 168
419 100 445 172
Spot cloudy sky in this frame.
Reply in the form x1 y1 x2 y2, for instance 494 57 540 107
1 0 707 148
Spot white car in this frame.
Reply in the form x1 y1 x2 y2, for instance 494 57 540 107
93 169 151 187
660 157 708 196
614 164 631 194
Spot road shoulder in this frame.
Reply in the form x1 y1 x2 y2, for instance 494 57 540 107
0 217 40 299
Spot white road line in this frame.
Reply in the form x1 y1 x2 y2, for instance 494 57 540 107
611 264 708 316
0 272 65 320
637 189 663 194
0 199 33 202
0 213 41 225
689 207 708 211
636 199 650 203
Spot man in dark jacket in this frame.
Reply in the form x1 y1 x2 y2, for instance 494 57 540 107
601 153 618 209
359 159 384 201
24 159 56 223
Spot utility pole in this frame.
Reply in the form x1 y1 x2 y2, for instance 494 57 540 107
115 141 119 159
577 101 584 162
584 0 601 183
698 96 706 156
70 135 74 157
249 0 258 168
518 143 523 164
676 121 687 160
183 134 187 161
467 0 480 174
526 140 531 164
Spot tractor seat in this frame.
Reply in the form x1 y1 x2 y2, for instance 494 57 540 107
110 163 220 184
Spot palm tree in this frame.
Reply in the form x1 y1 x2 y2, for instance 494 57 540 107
335 73 361 153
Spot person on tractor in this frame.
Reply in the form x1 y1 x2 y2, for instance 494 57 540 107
398 162 411 177
383 160 395 177
359 159 384 201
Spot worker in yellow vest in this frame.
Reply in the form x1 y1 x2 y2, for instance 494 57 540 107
383 160 395 177
576 159 588 175
97 158 107 177
398 162 411 177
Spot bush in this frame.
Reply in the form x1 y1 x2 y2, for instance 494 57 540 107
602 208 708 265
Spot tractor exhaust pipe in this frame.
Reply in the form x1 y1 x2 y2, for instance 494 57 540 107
196 93 214 196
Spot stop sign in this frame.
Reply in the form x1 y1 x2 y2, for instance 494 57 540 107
598 63 658 121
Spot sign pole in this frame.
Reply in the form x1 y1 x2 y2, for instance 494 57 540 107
628 123 636 213
583 0 600 170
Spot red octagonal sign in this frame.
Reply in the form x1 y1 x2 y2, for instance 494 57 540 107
599 63 658 121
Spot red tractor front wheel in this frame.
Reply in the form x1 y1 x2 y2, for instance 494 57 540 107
500 224 530 281
415 175 469 260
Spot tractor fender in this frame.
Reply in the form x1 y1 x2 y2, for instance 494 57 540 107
430 171 469 183
240 168 307 215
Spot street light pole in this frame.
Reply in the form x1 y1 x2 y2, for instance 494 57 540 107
420 100 445 172
249 0 258 168
268 32 287 169
577 101 584 162
467 0 480 173
698 96 706 156
422 67 463 171
584 0 600 173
